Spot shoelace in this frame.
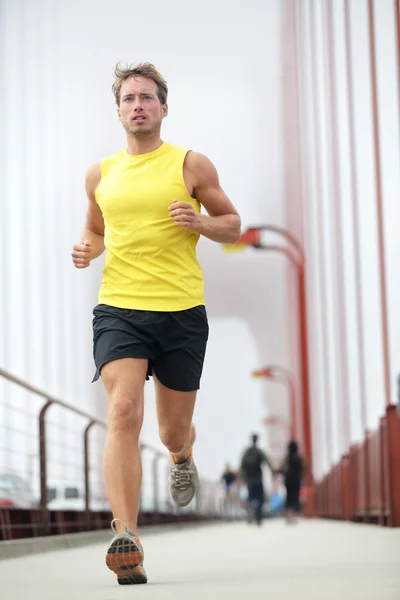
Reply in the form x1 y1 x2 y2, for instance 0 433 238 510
110 518 144 564
172 469 192 489
111 517 129 536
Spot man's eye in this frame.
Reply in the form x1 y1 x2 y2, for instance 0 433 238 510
124 97 133 102
144 95 152 100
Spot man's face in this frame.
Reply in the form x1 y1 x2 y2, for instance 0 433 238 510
118 76 167 138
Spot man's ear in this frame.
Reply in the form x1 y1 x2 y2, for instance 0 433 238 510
117 107 121 120
162 104 168 118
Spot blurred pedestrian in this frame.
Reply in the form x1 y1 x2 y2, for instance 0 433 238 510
221 463 237 492
279 440 306 524
221 463 238 518
240 434 274 525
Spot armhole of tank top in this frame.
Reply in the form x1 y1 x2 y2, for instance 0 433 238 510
94 160 104 205
181 149 197 202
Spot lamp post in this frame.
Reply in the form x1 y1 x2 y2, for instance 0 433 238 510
230 224 314 515
253 365 297 440
263 416 288 457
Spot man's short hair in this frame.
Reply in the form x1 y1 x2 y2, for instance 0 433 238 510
112 62 168 106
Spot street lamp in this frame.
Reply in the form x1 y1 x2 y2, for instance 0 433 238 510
226 224 314 515
263 417 288 457
263 416 289 438
253 365 297 440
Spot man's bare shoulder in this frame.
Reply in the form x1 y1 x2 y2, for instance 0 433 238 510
185 151 213 170
85 164 101 197
86 163 101 180
185 151 218 186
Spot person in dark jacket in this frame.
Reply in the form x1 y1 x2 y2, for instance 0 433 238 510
221 463 238 517
221 463 237 492
279 440 305 523
240 434 274 525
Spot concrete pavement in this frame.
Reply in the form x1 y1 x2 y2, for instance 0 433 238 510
0 519 399 599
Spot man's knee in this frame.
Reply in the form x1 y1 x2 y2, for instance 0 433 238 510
102 359 146 436
159 425 189 454
108 390 143 435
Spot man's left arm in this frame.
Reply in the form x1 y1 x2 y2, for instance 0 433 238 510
239 450 248 480
168 152 241 243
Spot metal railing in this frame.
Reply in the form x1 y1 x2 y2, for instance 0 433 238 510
0 368 227 540
315 405 400 527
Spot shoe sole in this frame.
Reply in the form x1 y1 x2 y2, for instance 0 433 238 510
105 536 147 585
116 566 147 585
168 484 198 507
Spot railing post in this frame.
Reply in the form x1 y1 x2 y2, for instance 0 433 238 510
387 405 400 526
364 430 371 523
341 455 351 521
139 443 145 512
84 420 96 515
152 453 161 513
39 400 54 535
380 415 390 524
195 483 201 514
165 463 173 514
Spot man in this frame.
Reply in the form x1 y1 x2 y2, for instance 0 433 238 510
71 62 241 585
240 433 274 525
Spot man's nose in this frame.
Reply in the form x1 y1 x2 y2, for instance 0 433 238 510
133 99 144 110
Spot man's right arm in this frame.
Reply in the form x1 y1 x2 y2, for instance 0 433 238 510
71 164 105 269
261 450 275 473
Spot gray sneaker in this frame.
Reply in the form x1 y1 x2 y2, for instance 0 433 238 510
168 455 199 507
105 519 147 585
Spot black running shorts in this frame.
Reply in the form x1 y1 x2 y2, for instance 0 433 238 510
92 304 209 392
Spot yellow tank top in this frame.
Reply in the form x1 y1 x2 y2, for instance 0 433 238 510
95 142 205 311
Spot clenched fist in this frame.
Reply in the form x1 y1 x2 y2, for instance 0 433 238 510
71 239 93 269
168 200 201 230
